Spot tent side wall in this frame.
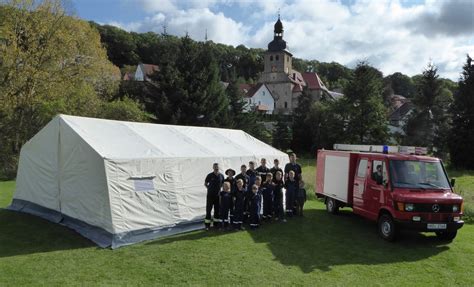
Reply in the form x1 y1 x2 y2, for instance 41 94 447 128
105 154 289 248
10 117 60 215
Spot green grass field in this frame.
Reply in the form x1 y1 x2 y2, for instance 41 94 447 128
1 164 474 286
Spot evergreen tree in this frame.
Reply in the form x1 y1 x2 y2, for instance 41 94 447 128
152 38 229 127
273 117 292 151
344 62 389 144
449 55 474 168
225 75 260 133
404 62 451 157
291 87 313 152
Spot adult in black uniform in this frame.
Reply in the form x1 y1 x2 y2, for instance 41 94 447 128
204 163 224 230
270 159 283 179
244 161 257 222
284 153 302 183
256 158 270 182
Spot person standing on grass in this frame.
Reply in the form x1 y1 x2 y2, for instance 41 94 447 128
284 153 302 183
261 173 274 221
204 163 224 230
249 184 262 230
295 180 307 216
244 161 257 223
270 159 283 179
224 168 236 225
256 158 270 183
285 170 298 217
233 179 246 230
219 182 233 230
273 171 285 222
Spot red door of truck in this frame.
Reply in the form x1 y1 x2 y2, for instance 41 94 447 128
353 157 369 216
365 159 385 220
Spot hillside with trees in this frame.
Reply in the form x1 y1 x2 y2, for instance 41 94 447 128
0 0 471 179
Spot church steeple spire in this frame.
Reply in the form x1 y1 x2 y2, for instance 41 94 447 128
268 14 288 52
274 12 283 39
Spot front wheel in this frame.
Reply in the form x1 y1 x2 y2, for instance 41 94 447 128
326 198 339 214
378 214 397 241
436 231 457 241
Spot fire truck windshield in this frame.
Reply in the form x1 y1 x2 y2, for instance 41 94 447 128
389 160 450 189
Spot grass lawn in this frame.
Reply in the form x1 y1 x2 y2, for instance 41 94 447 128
1 164 474 286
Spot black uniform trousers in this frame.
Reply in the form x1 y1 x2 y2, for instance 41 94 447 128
205 193 220 228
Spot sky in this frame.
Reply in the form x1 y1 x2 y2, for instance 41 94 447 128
71 0 474 80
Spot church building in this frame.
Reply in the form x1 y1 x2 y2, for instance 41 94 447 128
258 16 335 115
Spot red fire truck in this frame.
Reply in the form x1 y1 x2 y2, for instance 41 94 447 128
316 144 464 241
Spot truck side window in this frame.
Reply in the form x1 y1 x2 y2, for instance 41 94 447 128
357 159 368 178
372 160 383 184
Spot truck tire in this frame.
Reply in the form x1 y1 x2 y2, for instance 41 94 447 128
436 231 457 241
378 214 397 241
326 198 339 214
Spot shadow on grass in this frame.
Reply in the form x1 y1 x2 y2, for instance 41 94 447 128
0 209 94 258
148 206 452 273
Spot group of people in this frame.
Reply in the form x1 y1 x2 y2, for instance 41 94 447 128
204 153 305 231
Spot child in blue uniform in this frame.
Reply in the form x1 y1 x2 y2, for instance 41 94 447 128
273 170 285 222
233 179 246 230
285 170 298 217
249 184 261 230
296 180 307 216
219 182 233 230
262 173 274 221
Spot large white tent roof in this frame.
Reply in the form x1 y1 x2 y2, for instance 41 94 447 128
61 115 282 159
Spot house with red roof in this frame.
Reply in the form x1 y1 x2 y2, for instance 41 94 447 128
134 63 159 82
240 83 275 114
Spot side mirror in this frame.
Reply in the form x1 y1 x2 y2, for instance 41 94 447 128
450 178 456 187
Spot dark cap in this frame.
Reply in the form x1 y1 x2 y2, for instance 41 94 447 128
225 168 236 176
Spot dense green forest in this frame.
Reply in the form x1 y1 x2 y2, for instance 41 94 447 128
1 0 473 179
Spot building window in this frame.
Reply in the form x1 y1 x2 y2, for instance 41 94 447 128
259 101 261 105
270 55 273 61
276 55 279 61
287 56 289 62
262 91 265 96
284 102 288 108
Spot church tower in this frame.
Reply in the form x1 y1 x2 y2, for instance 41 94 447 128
259 15 295 114
262 15 293 76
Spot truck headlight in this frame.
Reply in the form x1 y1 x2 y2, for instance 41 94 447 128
453 205 459 213
405 203 414 212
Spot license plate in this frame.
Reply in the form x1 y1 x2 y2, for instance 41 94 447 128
427 223 447 230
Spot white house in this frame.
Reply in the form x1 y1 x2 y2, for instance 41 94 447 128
241 83 275 114
134 63 159 82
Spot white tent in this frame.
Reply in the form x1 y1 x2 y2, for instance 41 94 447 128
8 115 289 248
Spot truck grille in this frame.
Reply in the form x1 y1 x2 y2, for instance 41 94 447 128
414 203 452 213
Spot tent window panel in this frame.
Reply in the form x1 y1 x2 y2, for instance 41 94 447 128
134 179 155 192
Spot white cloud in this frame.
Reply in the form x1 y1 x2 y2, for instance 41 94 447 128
110 0 474 80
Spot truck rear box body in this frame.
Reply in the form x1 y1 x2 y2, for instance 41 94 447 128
316 150 358 206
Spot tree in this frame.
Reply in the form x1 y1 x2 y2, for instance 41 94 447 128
385 72 416 98
343 62 389 144
449 55 474 168
150 37 229 127
225 75 261 135
0 0 123 177
273 117 292 151
404 62 451 158
291 88 313 152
